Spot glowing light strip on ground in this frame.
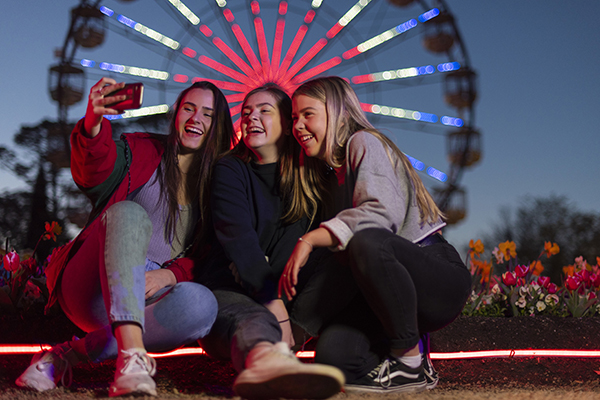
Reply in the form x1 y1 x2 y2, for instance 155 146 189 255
80 59 170 80
100 6 179 50
168 0 200 25
3 346 600 360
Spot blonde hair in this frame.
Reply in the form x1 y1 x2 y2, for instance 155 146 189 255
293 76 444 224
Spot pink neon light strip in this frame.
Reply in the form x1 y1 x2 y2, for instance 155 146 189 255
199 25 213 37
225 93 247 103
352 74 374 84
254 17 271 78
3 345 600 360
191 77 248 92
279 25 308 75
279 2 288 15
182 47 197 58
223 8 234 22
342 47 361 60
326 22 343 39
198 55 255 86
271 19 286 79
173 74 189 83
251 1 260 15
231 24 262 74
283 38 328 81
304 10 316 24
292 57 342 84
212 37 257 79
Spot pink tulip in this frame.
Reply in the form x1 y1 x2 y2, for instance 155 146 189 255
502 271 517 286
588 292 597 300
565 276 581 291
547 283 558 294
515 264 530 278
537 276 551 288
2 251 20 272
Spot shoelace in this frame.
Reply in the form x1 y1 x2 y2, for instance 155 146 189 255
36 351 73 388
119 351 157 376
364 359 394 388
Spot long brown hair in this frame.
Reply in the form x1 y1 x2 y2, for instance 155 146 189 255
293 76 443 224
159 81 235 244
229 84 313 224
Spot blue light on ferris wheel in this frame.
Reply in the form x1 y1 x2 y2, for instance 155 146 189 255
413 112 438 123
117 15 137 29
441 116 464 127
438 62 461 72
418 8 440 23
406 155 425 171
80 59 95 68
99 6 114 17
396 19 417 34
427 167 448 182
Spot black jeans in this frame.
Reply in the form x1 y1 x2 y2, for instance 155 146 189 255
198 289 281 372
292 228 471 382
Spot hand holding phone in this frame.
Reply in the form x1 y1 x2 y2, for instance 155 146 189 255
106 82 144 110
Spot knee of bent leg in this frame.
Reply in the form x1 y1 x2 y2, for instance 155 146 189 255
347 228 384 259
169 282 218 336
104 201 152 232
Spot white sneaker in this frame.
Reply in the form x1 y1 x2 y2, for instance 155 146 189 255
15 342 78 391
233 342 344 400
109 348 157 397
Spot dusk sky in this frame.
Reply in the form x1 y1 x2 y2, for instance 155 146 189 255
1 1 599 252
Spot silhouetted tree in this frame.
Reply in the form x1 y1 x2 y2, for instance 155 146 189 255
485 194 600 284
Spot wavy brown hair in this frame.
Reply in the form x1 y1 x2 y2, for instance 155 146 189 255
293 76 444 225
159 81 235 245
228 84 313 224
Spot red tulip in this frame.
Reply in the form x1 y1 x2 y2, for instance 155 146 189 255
565 276 581 291
576 269 591 285
547 283 558 294
590 273 600 288
515 264 530 278
588 292 597 300
537 276 551 288
2 251 20 272
502 271 517 286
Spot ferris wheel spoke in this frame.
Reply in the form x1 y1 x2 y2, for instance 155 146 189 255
270 8 287 80
282 0 372 82
250 6 271 78
198 56 258 88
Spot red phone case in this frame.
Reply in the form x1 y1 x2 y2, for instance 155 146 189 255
107 83 144 110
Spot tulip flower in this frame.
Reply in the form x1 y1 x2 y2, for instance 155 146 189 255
502 271 517 286
565 276 581 291
43 221 62 242
515 264 530 278
576 269 591 285
590 273 600 289
547 283 558 294
499 241 517 260
537 276 551 288
2 251 20 272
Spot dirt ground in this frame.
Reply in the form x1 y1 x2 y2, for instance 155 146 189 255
2 314 600 399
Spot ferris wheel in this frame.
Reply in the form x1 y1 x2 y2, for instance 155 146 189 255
49 0 480 225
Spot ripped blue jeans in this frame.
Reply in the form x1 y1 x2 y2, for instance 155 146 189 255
58 201 217 362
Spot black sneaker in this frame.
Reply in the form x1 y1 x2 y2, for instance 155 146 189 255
421 333 439 389
344 357 426 394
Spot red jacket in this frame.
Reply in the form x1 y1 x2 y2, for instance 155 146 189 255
45 118 175 311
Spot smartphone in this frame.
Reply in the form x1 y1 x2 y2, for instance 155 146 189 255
107 82 144 110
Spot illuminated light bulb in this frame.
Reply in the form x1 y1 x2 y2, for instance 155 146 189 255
426 167 447 182
199 25 213 37
169 0 200 25
412 111 421 121
250 1 259 15
80 59 95 68
406 155 425 171
304 10 316 23
100 6 114 17
117 15 137 29
312 0 323 8
215 0 227 7
380 106 390 115
371 104 381 114
279 2 288 15
418 8 439 23
182 47 197 58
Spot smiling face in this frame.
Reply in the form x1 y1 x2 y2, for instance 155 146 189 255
240 91 286 164
175 88 215 154
292 94 329 162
